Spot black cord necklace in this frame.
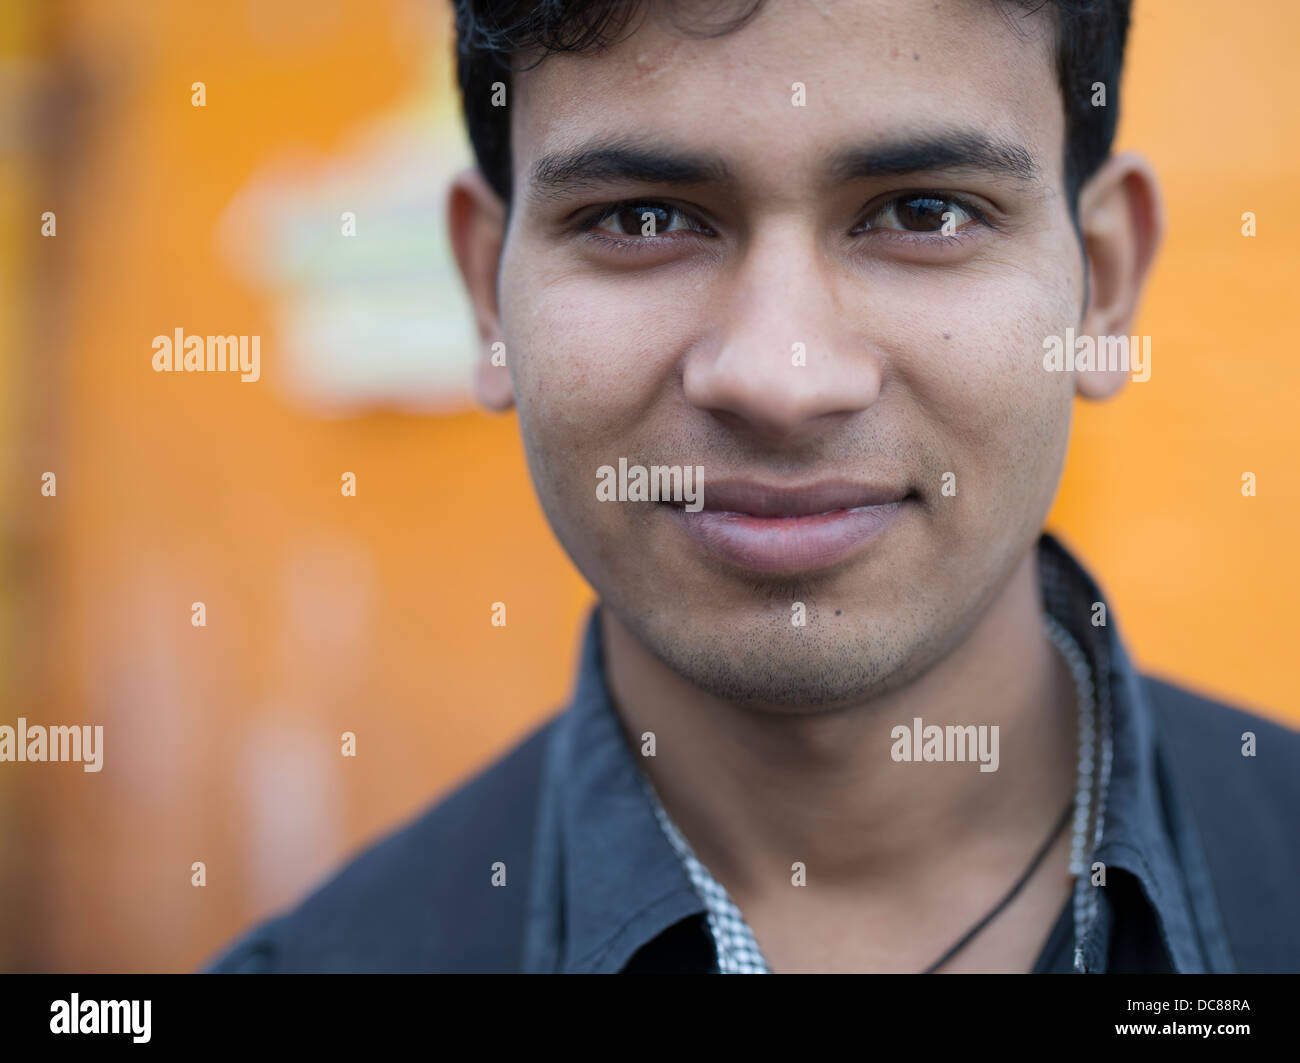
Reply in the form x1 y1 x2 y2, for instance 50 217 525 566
920 798 1075 974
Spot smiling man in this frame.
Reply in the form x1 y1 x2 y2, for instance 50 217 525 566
207 0 1300 974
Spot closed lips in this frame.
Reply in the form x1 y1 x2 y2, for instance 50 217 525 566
676 478 911 516
665 478 913 575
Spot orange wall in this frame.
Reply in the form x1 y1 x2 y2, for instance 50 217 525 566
4 0 1298 972
1052 1 1300 716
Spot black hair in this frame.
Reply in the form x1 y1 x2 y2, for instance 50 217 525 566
451 0 1131 210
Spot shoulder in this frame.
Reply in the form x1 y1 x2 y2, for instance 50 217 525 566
202 713 560 973
1142 672 1300 802
1141 673 1300 971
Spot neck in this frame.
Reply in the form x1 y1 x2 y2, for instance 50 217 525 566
601 545 1078 901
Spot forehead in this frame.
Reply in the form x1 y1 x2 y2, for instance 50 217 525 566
510 0 1063 193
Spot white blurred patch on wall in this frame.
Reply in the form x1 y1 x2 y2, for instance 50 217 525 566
240 716 343 913
218 61 477 415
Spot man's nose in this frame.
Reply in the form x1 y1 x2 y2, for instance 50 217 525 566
681 234 883 444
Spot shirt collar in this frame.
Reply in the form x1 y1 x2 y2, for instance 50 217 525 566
548 614 706 973
1037 532 1228 972
538 533 1227 973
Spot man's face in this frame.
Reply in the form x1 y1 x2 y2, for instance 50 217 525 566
497 0 1081 708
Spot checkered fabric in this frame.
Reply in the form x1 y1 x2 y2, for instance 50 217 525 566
644 783 771 974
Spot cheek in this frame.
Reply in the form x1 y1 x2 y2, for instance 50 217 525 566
497 260 701 576
882 266 1077 511
500 263 694 463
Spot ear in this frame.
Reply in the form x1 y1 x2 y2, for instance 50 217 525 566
1073 152 1164 401
447 167 513 411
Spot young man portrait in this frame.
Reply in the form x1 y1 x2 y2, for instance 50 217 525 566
207 0 1300 974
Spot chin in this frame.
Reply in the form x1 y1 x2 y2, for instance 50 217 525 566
638 616 909 711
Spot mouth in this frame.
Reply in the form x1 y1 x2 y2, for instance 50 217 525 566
662 478 914 576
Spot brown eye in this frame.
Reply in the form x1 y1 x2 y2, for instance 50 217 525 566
587 201 705 237
895 196 955 231
615 204 670 234
860 195 975 234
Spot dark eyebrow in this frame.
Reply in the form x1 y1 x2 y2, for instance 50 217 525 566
827 132 1040 184
524 130 1039 203
527 139 732 201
